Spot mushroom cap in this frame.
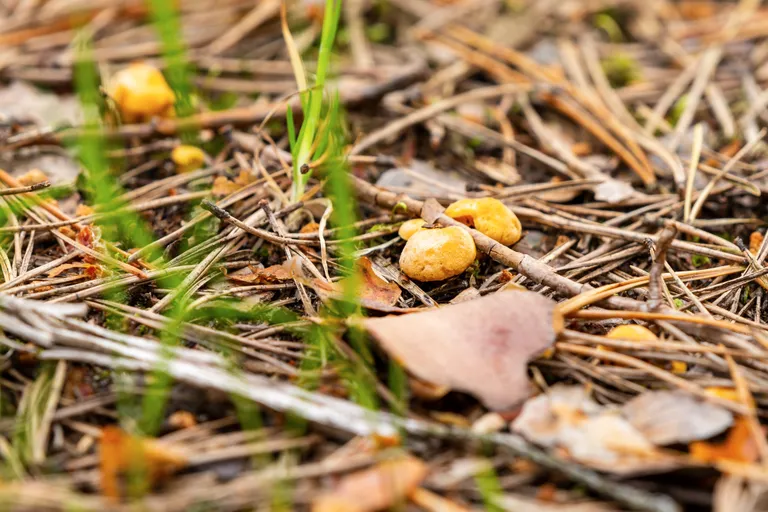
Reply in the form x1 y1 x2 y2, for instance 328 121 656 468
109 63 176 123
18 169 48 186
399 226 476 282
604 324 657 342
445 197 522 246
171 145 206 173
398 219 426 240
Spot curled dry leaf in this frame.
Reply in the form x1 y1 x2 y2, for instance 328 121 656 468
228 264 292 284
511 386 682 474
311 257 402 311
312 455 428 512
690 418 760 464
99 426 187 501
357 257 402 308
47 262 102 279
75 203 95 218
410 487 471 512
622 390 733 445
497 494 618 512
365 290 561 410
212 176 240 196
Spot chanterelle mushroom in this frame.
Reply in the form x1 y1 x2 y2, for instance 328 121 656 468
605 324 657 341
171 145 206 173
398 219 426 240
445 197 522 246
109 62 176 123
399 226 476 281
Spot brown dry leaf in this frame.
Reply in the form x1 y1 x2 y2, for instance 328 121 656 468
690 418 760 464
75 203 95 218
497 495 618 512
312 455 428 512
622 390 733 445
228 264 292 285
301 222 320 234
168 411 197 430
99 426 187 502
47 262 101 279
212 176 240 196
234 169 256 187
364 290 560 410
410 487 471 512
449 287 480 304
358 257 401 308
511 386 682 474
308 259 407 312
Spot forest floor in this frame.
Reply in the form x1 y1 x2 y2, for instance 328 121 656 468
2 0 768 511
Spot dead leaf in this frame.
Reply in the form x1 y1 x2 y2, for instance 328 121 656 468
497 494 618 512
99 426 187 502
301 222 320 234
535 177 581 203
358 257 401 308
622 390 733 445
76 204 95 218
512 386 682 474
365 290 560 410
212 176 240 196
168 411 197 430
449 287 480 304
228 264 292 284
690 418 760 464
47 262 101 278
410 487 471 512
234 169 256 187
375 160 467 197
409 376 450 401
0 81 82 127
593 179 636 203
312 455 428 512
308 258 405 312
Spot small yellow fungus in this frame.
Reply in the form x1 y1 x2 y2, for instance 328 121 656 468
171 145 206 173
398 219 426 240
18 169 48 186
604 324 657 342
705 387 740 402
670 361 687 374
597 324 657 358
445 197 522 246
108 62 175 123
399 226 476 281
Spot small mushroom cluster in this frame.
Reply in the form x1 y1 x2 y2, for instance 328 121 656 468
398 198 522 282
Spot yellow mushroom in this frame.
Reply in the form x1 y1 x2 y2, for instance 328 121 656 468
108 62 175 123
17 169 48 186
705 387 740 402
171 145 206 173
604 324 657 341
399 226 476 281
398 219 426 240
445 197 522 246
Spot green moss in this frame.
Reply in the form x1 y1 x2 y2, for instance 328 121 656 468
668 95 688 127
691 254 710 267
601 54 641 88
594 12 624 42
